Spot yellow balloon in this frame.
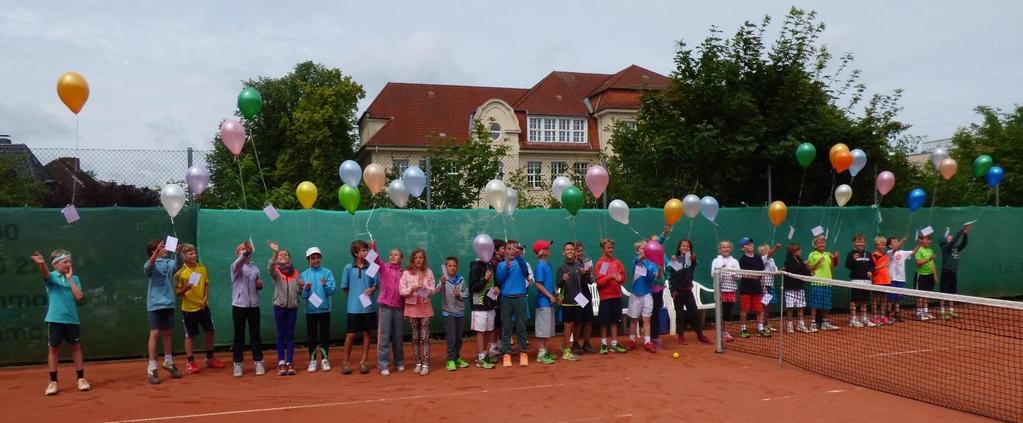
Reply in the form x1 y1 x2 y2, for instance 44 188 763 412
768 201 788 227
363 164 386 195
664 198 683 225
829 143 849 163
296 181 318 209
57 72 90 115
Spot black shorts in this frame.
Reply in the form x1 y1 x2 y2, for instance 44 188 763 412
850 288 870 303
562 306 585 323
597 297 623 325
182 307 215 338
939 271 958 295
915 274 936 292
346 312 377 334
148 308 174 330
48 323 80 347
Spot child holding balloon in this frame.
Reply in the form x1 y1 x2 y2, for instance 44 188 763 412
628 241 660 353
266 241 301 376
807 236 840 331
373 242 406 375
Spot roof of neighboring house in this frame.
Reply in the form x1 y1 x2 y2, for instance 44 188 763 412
0 143 53 182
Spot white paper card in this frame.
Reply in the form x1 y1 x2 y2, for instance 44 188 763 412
583 260 593 272
598 262 609 275
366 249 379 264
921 226 934 236
486 288 499 300
633 265 647 279
416 288 429 297
944 227 950 239
669 260 683 271
825 228 829 240
878 210 884 223
964 220 977 226
263 204 280 221
811 225 825 237
308 293 323 308
366 262 380 278
761 293 773 305
787 226 795 240
164 236 178 252
187 272 201 286
574 292 589 308
359 293 372 308
61 205 80 224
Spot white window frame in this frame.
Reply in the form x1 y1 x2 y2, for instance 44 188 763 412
526 161 542 189
528 115 588 144
550 161 567 183
392 159 409 175
572 162 588 185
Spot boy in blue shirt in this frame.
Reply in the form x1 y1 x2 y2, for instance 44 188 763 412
301 247 336 373
628 241 660 353
532 240 558 364
496 239 531 367
340 240 379 375
143 239 184 384
32 249 90 396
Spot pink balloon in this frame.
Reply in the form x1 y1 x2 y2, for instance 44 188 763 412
876 171 896 196
643 240 665 267
584 165 609 199
220 119 246 156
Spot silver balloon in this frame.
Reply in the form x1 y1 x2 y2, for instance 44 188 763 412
386 179 410 208
338 160 362 187
551 176 572 203
504 187 519 216
185 166 210 196
608 199 630 225
835 184 852 207
682 194 701 219
930 147 949 169
700 196 719 222
472 233 495 262
849 149 867 177
402 166 427 198
160 184 186 219
484 179 508 212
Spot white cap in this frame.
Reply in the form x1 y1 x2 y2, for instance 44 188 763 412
305 247 322 258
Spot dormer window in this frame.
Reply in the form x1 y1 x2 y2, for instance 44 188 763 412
528 116 587 143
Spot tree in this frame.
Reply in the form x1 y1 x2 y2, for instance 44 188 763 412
201 61 365 210
608 8 920 208
941 106 1022 206
422 120 509 209
0 155 44 206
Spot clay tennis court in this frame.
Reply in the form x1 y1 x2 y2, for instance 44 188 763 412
1 335 992 422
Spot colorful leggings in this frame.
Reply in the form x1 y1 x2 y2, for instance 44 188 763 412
409 317 430 366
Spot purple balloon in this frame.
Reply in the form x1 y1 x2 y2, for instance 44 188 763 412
220 119 246 156
473 233 495 263
643 240 665 267
186 166 210 196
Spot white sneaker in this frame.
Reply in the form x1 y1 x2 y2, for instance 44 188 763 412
822 322 840 331
380 369 390 376
233 363 243 377
320 359 331 372
786 322 794 334
420 365 429 375
413 364 422 374
77 378 91 391
849 318 864 328
797 323 811 333
44 381 58 396
864 318 878 328
254 361 266 376
307 361 318 373
396 365 405 372
808 323 819 333
924 313 936 321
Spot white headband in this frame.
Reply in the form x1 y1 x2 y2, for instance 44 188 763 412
51 254 70 265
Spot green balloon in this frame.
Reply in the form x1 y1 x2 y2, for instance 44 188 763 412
561 186 583 216
338 184 360 215
237 87 263 119
973 155 993 178
795 142 816 168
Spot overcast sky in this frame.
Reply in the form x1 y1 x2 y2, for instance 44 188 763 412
2 0 1020 151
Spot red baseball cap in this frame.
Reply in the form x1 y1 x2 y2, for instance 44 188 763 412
532 240 553 255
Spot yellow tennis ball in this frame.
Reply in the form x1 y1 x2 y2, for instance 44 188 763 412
672 352 680 359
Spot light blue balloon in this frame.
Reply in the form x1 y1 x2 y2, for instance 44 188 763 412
850 149 867 177
402 166 427 198
907 188 927 211
338 160 362 187
700 196 719 222
986 166 1004 188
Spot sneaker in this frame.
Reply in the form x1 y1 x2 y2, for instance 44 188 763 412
562 349 579 361
626 339 637 350
233 362 243 377
611 344 628 353
796 323 811 333
582 343 597 354
413 364 422 374
277 364 287 376
923 312 936 321
186 361 201 374
678 335 688 345
488 347 501 357
44 381 58 396
940 310 951 320
77 378 91 391
519 352 529 367
502 354 513 367
571 345 584 355
536 353 554 364
320 359 331 372
360 362 369 374
396 365 406 372
446 360 456 371
456 358 470 368
420 365 429 375
950 311 960 318
864 318 878 328
599 345 609 355
822 322 840 331
162 362 182 378
341 362 352 375
697 336 713 345
767 325 779 333
380 369 390 376
286 363 296 375
723 332 735 342
307 361 318 373
148 368 161 385
643 342 657 353
757 328 772 337
255 361 266 376
849 317 864 328
475 357 495 369
808 323 819 333
206 358 226 369
739 329 751 339
786 322 795 334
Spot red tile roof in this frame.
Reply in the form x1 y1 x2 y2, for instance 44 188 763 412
512 71 611 116
587 64 670 97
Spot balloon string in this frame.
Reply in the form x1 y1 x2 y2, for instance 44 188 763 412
904 212 914 239
71 115 80 205
928 177 940 225
235 157 249 210
365 205 376 241
503 214 509 243
687 220 694 240
248 133 270 199
820 171 837 227
626 224 640 236
712 220 720 245
792 168 807 228
307 210 312 246
830 208 844 248
771 226 777 247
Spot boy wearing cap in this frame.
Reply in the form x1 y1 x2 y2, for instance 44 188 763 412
495 240 531 367
737 237 770 338
300 247 336 373
532 240 558 364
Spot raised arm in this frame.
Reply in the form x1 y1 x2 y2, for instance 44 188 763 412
31 252 50 280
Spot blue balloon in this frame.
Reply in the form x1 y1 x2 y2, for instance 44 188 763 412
986 166 1004 188
907 188 927 211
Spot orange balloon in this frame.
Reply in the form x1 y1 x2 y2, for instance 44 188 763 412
832 150 853 173
363 163 386 195
768 201 787 227
664 198 683 225
938 158 958 180
57 72 89 115
829 143 849 163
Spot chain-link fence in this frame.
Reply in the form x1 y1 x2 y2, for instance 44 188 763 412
29 147 212 189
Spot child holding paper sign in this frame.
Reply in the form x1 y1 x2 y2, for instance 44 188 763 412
595 239 628 354
174 244 225 374
913 233 937 320
469 254 498 369
143 239 183 384
938 223 971 319
301 247 336 373
399 248 436 375
496 240 531 367
32 249 90 396
737 238 770 338
557 242 586 361
532 240 559 363
267 241 301 376
340 240 379 375
230 240 265 377
846 234 875 328
373 242 406 375
628 241 659 353
669 239 712 345
572 241 596 355
807 236 840 331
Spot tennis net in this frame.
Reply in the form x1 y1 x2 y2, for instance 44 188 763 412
714 268 1023 422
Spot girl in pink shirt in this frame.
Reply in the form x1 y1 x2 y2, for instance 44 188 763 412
371 241 406 375
399 248 436 375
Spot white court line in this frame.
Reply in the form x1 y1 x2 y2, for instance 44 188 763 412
106 383 564 423
869 345 970 357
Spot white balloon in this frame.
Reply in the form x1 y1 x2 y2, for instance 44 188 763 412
835 184 853 207
551 176 572 203
505 187 519 216
930 147 949 169
608 199 630 225
682 194 701 219
402 166 427 198
160 184 186 219
387 180 410 208
484 179 508 212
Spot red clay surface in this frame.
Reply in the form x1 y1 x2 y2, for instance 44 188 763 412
0 335 994 423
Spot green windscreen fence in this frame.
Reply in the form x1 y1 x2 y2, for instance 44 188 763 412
1 206 1018 365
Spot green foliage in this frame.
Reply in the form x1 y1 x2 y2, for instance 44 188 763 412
943 106 1022 206
608 8 920 209
201 61 365 210
0 155 44 206
423 120 509 209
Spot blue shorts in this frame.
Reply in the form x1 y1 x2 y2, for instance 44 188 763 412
808 285 832 310
888 281 906 302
